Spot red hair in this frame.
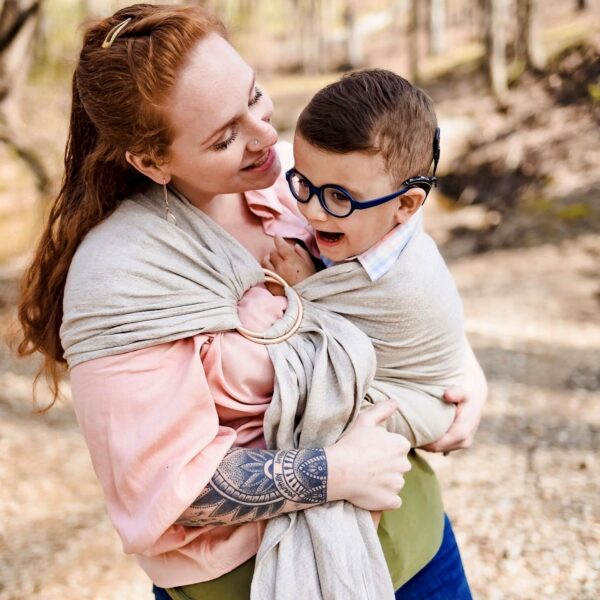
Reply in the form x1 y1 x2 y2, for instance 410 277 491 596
17 3 225 407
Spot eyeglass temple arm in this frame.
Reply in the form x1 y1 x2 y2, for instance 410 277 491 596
432 127 441 179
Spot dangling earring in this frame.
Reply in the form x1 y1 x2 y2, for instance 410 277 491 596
163 180 177 225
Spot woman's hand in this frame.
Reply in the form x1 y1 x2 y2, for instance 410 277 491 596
326 400 411 511
422 338 487 453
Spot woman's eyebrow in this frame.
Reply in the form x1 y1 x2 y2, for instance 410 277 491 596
202 72 257 145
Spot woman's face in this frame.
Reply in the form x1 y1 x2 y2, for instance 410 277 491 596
160 34 280 205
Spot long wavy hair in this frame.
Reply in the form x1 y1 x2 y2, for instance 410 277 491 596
17 3 225 407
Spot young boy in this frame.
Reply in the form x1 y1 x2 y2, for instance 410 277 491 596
263 69 465 446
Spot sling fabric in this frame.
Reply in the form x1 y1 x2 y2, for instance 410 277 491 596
296 226 465 447
61 183 395 600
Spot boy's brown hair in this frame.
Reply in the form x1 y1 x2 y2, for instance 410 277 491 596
296 69 438 186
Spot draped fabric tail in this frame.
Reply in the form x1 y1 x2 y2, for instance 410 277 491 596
252 301 396 600
252 505 394 600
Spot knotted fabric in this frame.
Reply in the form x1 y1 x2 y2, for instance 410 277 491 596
61 183 396 600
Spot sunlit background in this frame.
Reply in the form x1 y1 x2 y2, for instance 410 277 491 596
0 1 598 598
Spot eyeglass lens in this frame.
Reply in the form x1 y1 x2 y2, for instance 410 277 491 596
289 173 353 216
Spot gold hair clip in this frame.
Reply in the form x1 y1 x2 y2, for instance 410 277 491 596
101 18 132 49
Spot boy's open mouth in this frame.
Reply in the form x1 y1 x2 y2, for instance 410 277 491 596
316 230 345 246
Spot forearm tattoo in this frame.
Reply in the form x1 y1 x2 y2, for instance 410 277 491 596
177 447 327 527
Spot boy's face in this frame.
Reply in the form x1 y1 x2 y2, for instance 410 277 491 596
293 134 413 262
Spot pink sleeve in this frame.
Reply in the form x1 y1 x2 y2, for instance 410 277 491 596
69 335 237 555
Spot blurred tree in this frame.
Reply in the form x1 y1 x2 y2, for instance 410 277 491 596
576 0 588 10
428 0 446 55
83 0 111 17
516 0 545 71
343 0 363 69
293 0 325 74
482 0 508 102
0 0 49 192
408 0 420 83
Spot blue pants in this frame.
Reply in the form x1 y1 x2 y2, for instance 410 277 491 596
153 514 472 600
394 514 472 599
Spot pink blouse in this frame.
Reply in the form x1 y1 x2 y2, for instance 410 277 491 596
69 144 318 588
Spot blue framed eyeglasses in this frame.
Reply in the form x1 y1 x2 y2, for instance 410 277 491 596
286 128 440 218
285 170 437 218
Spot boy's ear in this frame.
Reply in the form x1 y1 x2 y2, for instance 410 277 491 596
125 151 171 185
395 188 426 224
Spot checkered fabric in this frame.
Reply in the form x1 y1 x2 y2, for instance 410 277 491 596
322 210 423 281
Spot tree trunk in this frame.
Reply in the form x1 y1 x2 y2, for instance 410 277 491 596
428 0 446 55
516 0 546 71
483 0 508 102
83 0 111 17
343 0 363 69
296 0 325 74
0 0 49 192
576 0 588 10
408 0 420 84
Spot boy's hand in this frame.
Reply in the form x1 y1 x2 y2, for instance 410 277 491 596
262 236 317 289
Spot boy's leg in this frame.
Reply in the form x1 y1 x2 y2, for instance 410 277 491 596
394 514 473 600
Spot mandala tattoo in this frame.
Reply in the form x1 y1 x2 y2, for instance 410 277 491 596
177 447 328 526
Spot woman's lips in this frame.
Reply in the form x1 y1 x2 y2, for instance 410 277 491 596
315 230 345 247
242 147 276 173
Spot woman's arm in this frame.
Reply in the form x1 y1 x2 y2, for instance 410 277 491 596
178 400 412 526
71 337 411 550
422 335 488 452
176 446 327 526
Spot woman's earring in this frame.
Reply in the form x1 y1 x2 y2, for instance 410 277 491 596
163 181 177 225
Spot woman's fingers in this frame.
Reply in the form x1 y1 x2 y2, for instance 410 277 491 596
327 400 412 509
422 403 476 452
356 399 397 428
443 386 466 404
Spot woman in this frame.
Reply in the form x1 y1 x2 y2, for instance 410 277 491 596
18 4 486 599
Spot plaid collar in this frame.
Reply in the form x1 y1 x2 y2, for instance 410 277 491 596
321 210 422 281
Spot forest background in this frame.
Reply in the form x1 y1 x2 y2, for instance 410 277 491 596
0 1 598 599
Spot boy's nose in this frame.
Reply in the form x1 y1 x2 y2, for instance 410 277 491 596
302 195 328 222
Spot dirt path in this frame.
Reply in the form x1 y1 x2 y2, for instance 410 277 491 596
1 219 599 599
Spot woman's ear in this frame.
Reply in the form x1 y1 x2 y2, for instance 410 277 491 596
125 151 171 185
395 188 426 224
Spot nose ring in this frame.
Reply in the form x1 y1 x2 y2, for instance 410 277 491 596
251 139 260 147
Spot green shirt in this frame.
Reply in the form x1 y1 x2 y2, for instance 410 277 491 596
166 451 444 599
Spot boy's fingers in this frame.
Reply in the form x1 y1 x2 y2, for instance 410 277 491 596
274 235 294 256
268 249 285 266
294 244 313 262
262 257 275 271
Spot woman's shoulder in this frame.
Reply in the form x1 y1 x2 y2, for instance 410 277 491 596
68 193 159 278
